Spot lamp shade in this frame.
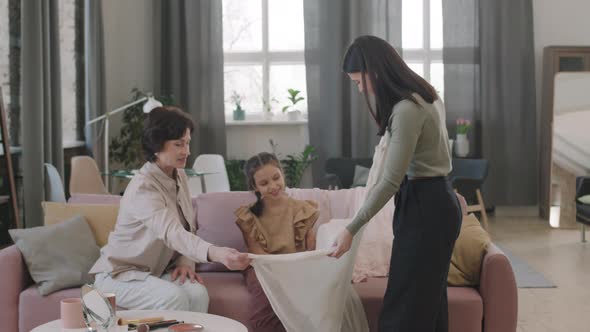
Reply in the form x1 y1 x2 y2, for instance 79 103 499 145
143 96 163 113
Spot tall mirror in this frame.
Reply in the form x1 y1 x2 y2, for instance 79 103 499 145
550 72 590 227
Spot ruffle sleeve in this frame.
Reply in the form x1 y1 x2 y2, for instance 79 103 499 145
292 200 320 250
235 205 268 251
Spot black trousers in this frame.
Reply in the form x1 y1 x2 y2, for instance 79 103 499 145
378 177 462 332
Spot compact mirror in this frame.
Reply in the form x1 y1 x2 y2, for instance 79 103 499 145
81 284 115 331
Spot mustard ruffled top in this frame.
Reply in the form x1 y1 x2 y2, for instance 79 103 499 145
235 198 319 254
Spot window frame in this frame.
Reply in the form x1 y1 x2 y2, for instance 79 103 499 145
402 0 443 86
223 0 306 115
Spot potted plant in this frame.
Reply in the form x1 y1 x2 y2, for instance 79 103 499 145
281 88 305 121
231 91 245 121
262 97 278 121
455 118 472 157
269 139 317 188
111 89 174 169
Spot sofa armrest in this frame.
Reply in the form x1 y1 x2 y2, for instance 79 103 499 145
479 243 518 332
0 245 33 332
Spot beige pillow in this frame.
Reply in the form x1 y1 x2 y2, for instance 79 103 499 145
42 202 119 247
447 213 491 286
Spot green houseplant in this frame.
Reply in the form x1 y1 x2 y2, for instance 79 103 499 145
231 91 245 121
281 89 305 121
262 97 278 121
225 159 248 191
110 89 174 169
269 139 317 188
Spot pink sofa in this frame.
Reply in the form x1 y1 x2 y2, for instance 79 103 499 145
0 191 517 332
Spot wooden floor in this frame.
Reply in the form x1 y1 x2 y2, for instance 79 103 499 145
488 215 590 332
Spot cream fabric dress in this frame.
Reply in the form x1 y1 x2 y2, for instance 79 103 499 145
248 219 369 332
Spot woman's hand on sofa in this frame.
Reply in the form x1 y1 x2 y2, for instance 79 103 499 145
208 246 251 270
171 265 204 285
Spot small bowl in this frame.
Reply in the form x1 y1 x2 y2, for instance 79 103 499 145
168 323 204 332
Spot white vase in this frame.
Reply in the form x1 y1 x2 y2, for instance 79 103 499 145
287 110 301 121
455 134 469 157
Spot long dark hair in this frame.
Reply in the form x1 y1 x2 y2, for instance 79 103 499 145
342 35 438 136
243 152 283 217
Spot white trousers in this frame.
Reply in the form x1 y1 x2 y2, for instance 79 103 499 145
94 272 209 313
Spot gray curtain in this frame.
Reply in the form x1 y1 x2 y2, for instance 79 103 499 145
156 0 226 161
21 0 63 227
479 0 537 205
443 0 480 149
443 0 537 206
304 0 402 185
84 0 106 171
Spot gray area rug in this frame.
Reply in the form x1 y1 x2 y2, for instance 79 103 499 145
497 245 556 288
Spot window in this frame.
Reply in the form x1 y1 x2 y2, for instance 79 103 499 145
0 0 84 147
222 0 307 118
402 0 444 98
0 0 20 146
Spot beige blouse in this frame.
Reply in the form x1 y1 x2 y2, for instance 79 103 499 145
235 198 319 254
89 162 212 281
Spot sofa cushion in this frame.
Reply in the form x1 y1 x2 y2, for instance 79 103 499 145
9 215 100 296
42 201 119 247
353 277 482 332
19 285 81 332
352 165 370 187
68 194 123 205
195 192 255 251
200 272 252 331
194 192 255 272
448 214 491 286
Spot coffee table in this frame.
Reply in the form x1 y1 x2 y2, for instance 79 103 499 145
31 309 247 332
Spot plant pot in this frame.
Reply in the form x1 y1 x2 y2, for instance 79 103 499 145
287 110 301 121
455 134 469 157
263 111 274 121
233 109 245 121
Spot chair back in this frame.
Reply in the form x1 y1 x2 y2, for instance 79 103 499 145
324 157 373 189
69 156 109 195
188 154 230 195
449 158 489 182
44 163 66 202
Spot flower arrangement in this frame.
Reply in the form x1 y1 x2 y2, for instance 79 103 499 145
456 118 472 135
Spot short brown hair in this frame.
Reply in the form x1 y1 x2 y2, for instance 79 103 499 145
142 106 194 162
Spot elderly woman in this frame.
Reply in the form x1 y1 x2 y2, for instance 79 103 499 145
90 106 250 312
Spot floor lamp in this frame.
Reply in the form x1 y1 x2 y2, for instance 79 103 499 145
86 94 162 192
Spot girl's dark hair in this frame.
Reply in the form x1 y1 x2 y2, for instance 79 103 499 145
244 152 282 217
142 106 195 162
342 35 438 136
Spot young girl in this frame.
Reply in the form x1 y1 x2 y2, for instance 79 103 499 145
235 152 319 332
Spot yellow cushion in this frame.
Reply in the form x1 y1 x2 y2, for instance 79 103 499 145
447 213 491 286
42 202 119 247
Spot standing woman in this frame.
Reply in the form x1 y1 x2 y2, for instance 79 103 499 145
329 35 462 332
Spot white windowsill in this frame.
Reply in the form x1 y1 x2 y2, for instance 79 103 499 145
226 119 308 126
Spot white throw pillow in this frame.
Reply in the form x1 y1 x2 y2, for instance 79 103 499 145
351 165 370 187
578 195 590 204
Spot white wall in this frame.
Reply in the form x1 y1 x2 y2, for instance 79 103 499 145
102 0 156 192
533 0 590 123
102 0 156 137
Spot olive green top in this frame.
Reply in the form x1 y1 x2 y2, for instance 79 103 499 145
346 94 452 235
